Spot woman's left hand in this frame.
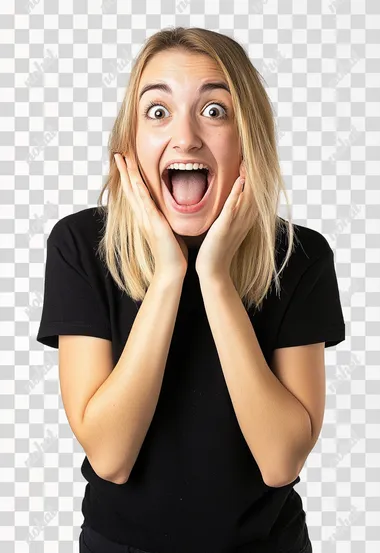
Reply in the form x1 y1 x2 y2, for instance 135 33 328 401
195 161 256 280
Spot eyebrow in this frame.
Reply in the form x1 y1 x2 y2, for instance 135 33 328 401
138 80 231 101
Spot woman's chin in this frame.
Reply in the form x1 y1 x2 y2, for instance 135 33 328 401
177 229 207 237
171 221 210 238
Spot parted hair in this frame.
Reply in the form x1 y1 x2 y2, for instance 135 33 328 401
96 26 297 312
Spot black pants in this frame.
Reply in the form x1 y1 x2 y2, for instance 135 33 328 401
79 524 313 553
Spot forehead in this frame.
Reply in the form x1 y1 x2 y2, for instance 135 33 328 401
139 49 226 87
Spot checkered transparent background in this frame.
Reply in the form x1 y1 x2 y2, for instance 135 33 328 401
0 0 379 552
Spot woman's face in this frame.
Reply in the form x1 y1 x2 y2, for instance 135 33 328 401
135 48 242 248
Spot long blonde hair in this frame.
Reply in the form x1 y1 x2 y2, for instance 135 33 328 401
97 26 298 313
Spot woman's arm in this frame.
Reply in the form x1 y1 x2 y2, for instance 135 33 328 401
79 273 184 484
199 274 315 488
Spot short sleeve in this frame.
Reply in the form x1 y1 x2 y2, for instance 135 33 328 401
275 247 345 349
36 220 112 349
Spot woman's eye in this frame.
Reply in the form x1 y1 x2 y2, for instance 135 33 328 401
143 104 170 120
202 103 228 119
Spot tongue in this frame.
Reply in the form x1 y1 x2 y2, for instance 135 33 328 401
171 170 207 206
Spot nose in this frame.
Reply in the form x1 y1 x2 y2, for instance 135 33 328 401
170 112 203 152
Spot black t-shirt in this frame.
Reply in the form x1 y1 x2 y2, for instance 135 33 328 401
36 207 345 553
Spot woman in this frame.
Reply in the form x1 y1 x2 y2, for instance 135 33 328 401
37 27 345 553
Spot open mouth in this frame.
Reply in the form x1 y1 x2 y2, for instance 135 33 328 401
161 167 216 213
161 167 213 194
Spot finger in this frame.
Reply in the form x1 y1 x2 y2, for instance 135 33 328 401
230 177 247 218
114 154 135 201
124 155 159 219
123 155 151 200
114 153 133 194
123 156 152 226
229 176 245 208
115 153 143 204
114 153 131 179
240 159 246 179
114 154 144 223
123 154 139 179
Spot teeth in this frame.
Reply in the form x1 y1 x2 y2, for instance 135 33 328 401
166 162 209 171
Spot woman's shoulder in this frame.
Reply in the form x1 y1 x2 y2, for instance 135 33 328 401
47 206 106 248
276 216 333 272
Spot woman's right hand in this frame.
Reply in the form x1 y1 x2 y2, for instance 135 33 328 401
114 153 188 280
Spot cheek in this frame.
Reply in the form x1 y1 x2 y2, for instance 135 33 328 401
136 133 165 168
213 130 241 163
137 124 165 148
135 137 153 175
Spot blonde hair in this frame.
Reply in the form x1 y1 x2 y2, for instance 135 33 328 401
97 26 298 313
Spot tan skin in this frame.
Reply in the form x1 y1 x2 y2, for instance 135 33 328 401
134 49 243 250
